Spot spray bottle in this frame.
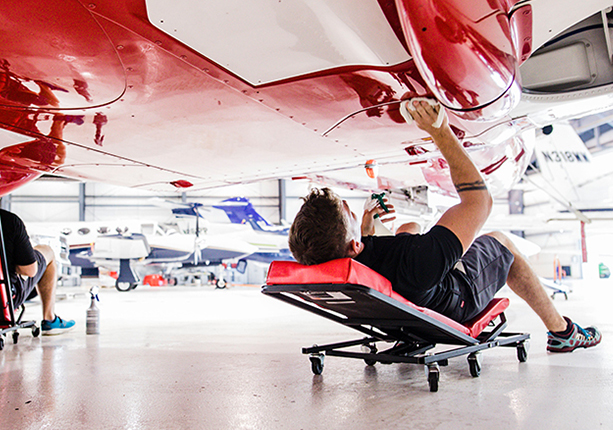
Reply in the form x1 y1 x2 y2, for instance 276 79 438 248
86 286 100 335
369 192 394 236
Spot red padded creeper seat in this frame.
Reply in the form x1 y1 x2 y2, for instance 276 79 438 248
266 258 509 339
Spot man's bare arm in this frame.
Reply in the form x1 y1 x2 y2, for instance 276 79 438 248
410 101 492 252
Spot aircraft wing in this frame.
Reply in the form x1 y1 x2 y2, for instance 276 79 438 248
1 1 613 197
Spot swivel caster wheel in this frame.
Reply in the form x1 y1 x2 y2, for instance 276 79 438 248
309 353 324 375
517 340 530 363
32 326 40 337
468 352 482 377
426 363 440 392
361 343 378 366
12 331 19 344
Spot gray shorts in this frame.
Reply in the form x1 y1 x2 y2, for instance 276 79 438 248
455 235 515 322
11 250 47 309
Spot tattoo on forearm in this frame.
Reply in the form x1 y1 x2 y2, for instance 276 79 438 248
454 180 487 192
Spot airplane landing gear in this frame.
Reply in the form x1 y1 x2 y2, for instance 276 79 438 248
115 281 138 292
115 259 140 292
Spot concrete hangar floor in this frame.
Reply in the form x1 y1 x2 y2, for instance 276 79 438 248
1 280 611 430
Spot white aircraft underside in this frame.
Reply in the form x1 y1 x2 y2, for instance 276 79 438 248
1 0 613 204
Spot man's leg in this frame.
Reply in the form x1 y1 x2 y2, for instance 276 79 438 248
396 222 422 235
485 232 568 332
34 244 75 335
33 244 57 321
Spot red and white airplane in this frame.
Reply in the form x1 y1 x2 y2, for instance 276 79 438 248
1 0 612 200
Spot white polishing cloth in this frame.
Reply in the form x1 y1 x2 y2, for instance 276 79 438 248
399 97 445 128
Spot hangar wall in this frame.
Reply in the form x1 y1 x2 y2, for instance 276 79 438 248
2 177 371 226
2 174 609 284
0 177 374 286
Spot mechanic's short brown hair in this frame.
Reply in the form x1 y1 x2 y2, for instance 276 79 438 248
289 188 350 265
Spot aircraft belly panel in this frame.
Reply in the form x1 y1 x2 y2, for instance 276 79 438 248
0 0 126 110
73 15 401 187
0 0 611 196
146 0 410 86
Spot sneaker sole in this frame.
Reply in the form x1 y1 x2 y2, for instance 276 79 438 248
42 326 75 336
547 340 602 353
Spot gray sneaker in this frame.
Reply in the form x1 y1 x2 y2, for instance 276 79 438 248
547 317 601 353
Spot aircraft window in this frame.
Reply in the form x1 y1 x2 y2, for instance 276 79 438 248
161 223 181 235
61 228 72 236
236 260 247 274
78 228 91 235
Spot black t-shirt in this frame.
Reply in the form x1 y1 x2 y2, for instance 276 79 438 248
355 225 466 320
0 209 36 278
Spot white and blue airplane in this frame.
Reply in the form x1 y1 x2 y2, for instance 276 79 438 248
26 197 291 291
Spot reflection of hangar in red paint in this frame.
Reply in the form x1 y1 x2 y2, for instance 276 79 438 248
0 1 612 200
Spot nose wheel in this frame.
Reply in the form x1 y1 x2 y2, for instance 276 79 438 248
116 281 137 291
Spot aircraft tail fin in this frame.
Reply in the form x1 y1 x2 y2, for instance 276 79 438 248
531 123 597 210
213 197 277 232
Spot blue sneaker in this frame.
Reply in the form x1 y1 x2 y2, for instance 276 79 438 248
41 315 76 335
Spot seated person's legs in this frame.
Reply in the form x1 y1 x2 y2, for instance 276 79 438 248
11 260 41 311
33 244 56 321
32 244 75 335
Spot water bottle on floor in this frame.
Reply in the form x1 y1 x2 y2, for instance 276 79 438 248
86 286 100 335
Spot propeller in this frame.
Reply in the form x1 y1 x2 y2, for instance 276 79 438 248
147 198 209 264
